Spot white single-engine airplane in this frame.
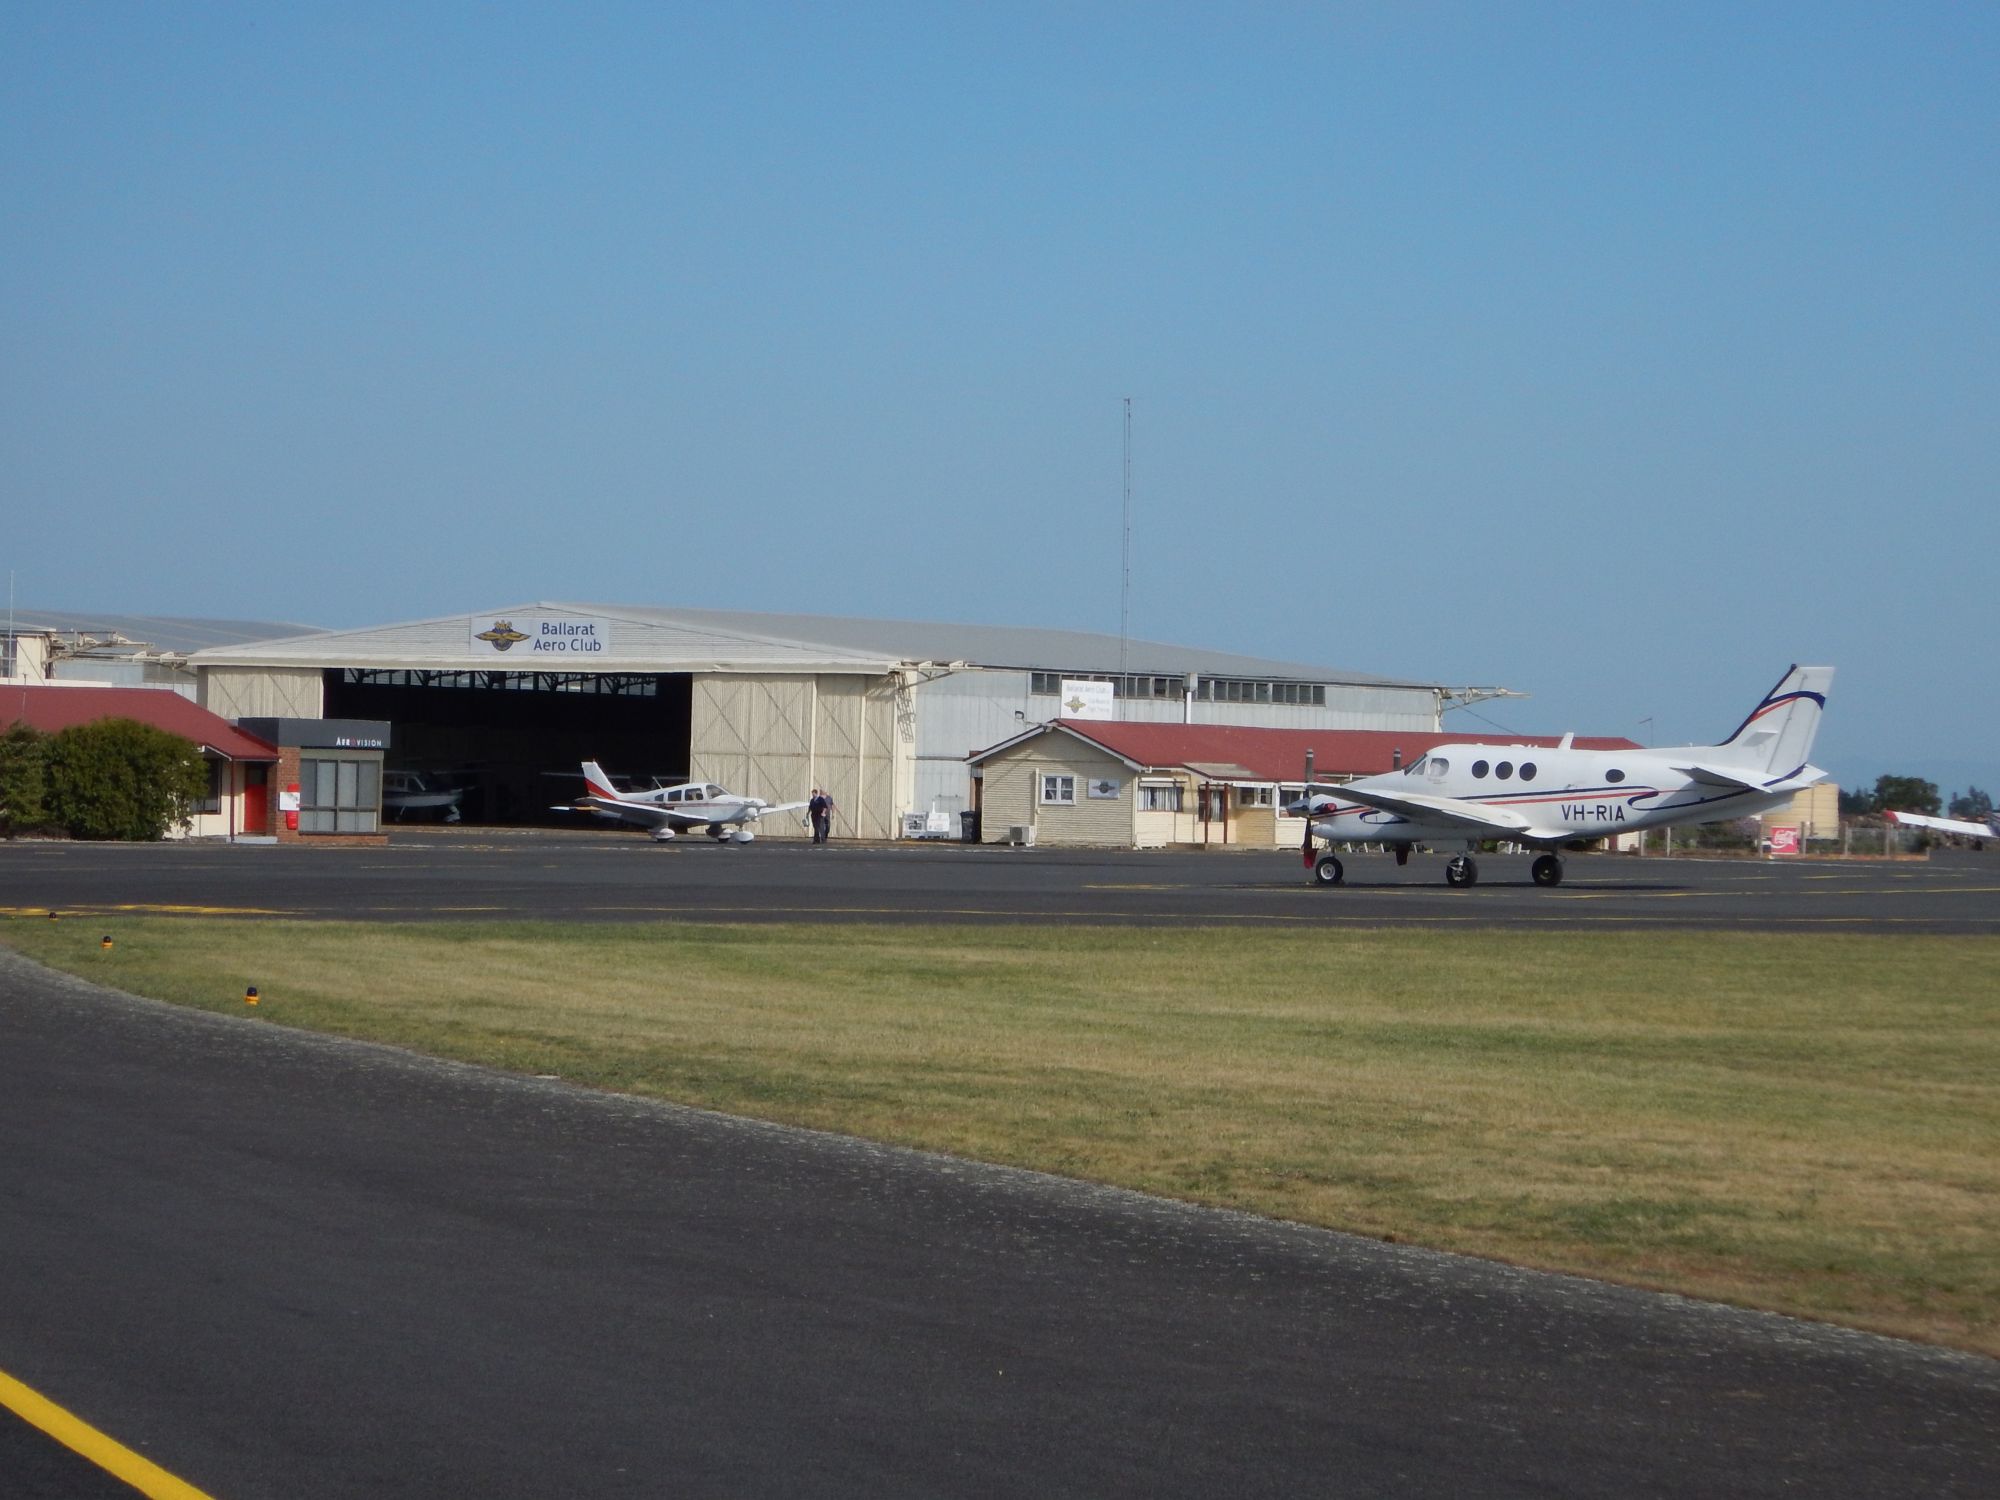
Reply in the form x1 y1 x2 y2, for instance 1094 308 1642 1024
559 761 808 843
1886 808 1998 845
1289 664 1834 889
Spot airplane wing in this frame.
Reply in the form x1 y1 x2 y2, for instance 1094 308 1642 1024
573 796 691 832
1330 784 1537 837
1887 809 1994 839
757 800 811 817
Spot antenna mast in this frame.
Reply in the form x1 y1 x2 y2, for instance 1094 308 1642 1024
1120 397 1132 710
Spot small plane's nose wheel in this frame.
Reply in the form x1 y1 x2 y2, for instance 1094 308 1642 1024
1312 853 1345 886
1444 855 1478 888
1531 854 1564 887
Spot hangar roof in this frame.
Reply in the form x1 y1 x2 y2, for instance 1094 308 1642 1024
184 601 1439 686
627 605 1428 685
970 719 1642 781
7 610 324 657
186 604 900 674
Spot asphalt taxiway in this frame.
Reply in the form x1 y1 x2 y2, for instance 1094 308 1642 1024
2 951 1994 1499
0 830 1995 932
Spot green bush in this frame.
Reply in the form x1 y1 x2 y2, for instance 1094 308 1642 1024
42 717 210 841
0 722 50 836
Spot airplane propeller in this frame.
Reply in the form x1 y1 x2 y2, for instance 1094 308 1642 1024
1301 748 1315 869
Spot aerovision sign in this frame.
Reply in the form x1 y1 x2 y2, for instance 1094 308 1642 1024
469 613 614 658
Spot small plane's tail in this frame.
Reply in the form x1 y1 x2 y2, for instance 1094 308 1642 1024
580 761 625 802
1712 665 1834 776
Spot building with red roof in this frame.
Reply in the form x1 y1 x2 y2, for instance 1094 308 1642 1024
967 718 1641 848
4 683 279 840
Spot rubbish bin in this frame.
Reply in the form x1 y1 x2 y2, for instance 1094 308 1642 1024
960 810 980 843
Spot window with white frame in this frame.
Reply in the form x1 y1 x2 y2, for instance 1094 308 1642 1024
1039 773 1076 805
1236 786 1273 807
1140 783 1183 812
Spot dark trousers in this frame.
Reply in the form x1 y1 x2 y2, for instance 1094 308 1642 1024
812 812 829 843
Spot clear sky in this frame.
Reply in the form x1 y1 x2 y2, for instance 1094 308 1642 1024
3 3 1993 795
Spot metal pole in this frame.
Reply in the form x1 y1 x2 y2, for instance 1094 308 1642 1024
1120 397 1132 715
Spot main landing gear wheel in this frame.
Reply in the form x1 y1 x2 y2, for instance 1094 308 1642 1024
1531 854 1565 887
1444 855 1478 888
1312 854 1345 886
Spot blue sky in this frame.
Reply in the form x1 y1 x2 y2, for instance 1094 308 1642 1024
3 3 1993 794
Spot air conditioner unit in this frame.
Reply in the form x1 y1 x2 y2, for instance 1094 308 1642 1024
1007 824 1036 846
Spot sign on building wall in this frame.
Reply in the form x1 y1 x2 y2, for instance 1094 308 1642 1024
469 613 615 658
1767 825 1801 855
1087 777 1121 799
1059 679 1115 720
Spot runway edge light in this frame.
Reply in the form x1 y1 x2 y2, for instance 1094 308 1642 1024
245 986 259 1007
100 935 112 951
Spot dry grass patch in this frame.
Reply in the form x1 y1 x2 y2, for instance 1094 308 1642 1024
6 917 1996 1352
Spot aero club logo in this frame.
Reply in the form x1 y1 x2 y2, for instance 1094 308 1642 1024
476 620 531 651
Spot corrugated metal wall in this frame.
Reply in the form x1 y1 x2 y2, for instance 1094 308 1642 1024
199 666 324 719
690 673 904 840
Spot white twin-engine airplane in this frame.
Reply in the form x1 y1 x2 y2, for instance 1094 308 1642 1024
566 761 808 843
1290 664 1834 889
1886 808 1998 844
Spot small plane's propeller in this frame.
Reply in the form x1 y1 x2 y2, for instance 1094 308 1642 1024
1301 748 1316 869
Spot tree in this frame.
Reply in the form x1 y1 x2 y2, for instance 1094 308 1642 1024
1870 774 1940 818
1949 785 1993 821
0 722 49 836
42 718 210 841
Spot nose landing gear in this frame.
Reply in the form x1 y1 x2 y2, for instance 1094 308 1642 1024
1312 853 1345 886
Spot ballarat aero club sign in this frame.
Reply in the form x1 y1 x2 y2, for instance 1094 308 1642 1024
470 613 613 657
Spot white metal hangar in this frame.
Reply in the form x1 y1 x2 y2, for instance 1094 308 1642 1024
184 602 1474 839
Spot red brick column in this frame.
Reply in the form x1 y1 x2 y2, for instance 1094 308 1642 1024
274 748 303 845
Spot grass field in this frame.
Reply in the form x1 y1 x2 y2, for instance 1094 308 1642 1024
6 916 1996 1353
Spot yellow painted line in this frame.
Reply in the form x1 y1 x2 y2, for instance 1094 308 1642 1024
0 1366 216 1499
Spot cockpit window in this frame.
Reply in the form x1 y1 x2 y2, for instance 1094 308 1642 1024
1427 757 1449 782
1404 755 1426 777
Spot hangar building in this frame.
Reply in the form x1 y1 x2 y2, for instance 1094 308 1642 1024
184 603 1473 840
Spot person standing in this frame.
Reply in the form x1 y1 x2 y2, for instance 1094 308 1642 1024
808 787 833 844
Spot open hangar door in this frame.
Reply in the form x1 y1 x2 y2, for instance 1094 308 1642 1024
323 669 693 824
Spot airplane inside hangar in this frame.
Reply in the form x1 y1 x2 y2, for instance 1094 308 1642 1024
322 668 695 823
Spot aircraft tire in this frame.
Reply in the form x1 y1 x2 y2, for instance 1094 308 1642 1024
1445 855 1477 888
1531 854 1564 887
1311 854 1345 887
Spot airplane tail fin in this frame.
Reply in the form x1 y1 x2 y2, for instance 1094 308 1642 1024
1713 665 1833 776
581 761 623 802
